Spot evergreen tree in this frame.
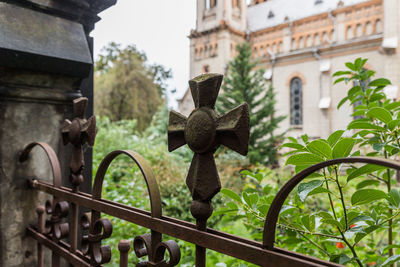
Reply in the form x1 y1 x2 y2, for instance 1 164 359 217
217 43 285 165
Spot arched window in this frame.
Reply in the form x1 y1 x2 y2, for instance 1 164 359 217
366 21 373 35
291 38 297 50
375 19 382 33
290 77 303 126
306 35 312 47
322 31 328 43
346 25 354 39
356 23 363 37
206 0 211 9
299 36 304 49
314 33 320 46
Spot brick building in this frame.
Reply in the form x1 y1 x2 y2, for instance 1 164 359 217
178 0 399 138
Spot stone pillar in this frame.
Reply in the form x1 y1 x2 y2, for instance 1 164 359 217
0 0 116 266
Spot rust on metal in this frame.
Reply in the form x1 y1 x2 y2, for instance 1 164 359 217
168 73 250 267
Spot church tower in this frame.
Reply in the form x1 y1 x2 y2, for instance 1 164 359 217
189 0 248 79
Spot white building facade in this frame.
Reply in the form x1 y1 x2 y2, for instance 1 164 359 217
178 0 400 139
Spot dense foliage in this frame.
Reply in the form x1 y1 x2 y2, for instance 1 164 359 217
220 58 400 266
217 42 285 165
94 42 172 131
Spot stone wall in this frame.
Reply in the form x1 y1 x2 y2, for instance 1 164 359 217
0 0 116 265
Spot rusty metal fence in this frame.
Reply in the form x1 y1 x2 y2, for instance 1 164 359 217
20 74 400 266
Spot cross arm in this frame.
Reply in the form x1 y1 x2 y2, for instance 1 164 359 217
167 110 187 152
216 103 250 156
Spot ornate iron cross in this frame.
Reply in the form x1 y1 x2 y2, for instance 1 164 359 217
62 97 96 188
168 73 249 222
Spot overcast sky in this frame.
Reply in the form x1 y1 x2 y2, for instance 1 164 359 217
92 0 197 108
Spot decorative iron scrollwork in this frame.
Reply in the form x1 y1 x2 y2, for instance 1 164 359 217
134 234 181 267
44 200 70 240
80 212 91 255
88 218 113 265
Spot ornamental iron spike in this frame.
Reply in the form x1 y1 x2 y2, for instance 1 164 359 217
168 73 250 267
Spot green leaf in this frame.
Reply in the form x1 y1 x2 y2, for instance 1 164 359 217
297 180 324 202
334 77 346 85
226 201 238 210
301 215 315 232
347 121 386 131
242 192 252 207
367 107 393 124
280 143 305 150
327 130 345 146
221 188 242 203
349 215 374 225
286 153 324 166
354 57 363 70
351 189 387 206
337 96 349 109
352 110 366 117
308 187 331 196
348 86 362 97
287 137 298 143
383 245 400 254
385 102 400 111
370 93 386 102
318 211 334 220
345 62 356 71
330 254 352 265
356 179 380 189
306 140 332 159
322 219 343 230
388 119 400 131
332 138 355 158
382 255 400 267
301 134 309 144
347 164 387 181
369 78 391 87
387 189 400 208
333 70 352 77
355 225 379 243
258 204 269 216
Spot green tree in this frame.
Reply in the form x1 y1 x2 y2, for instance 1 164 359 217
217 42 285 165
94 42 172 131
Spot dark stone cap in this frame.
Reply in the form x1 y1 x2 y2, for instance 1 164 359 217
0 2 93 77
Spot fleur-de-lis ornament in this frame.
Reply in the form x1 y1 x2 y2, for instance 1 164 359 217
62 97 96 188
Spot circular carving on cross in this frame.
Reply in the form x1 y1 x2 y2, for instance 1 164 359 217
168 73 250 225
185 108 217 153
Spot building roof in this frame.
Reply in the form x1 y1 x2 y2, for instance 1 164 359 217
248 0 368 32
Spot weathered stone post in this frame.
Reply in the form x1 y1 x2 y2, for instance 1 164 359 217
0 1 116 266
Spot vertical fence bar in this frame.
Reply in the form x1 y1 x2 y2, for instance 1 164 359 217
62 97 97 267
118 240 131 267
36 206 45 267
195 220 207 267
